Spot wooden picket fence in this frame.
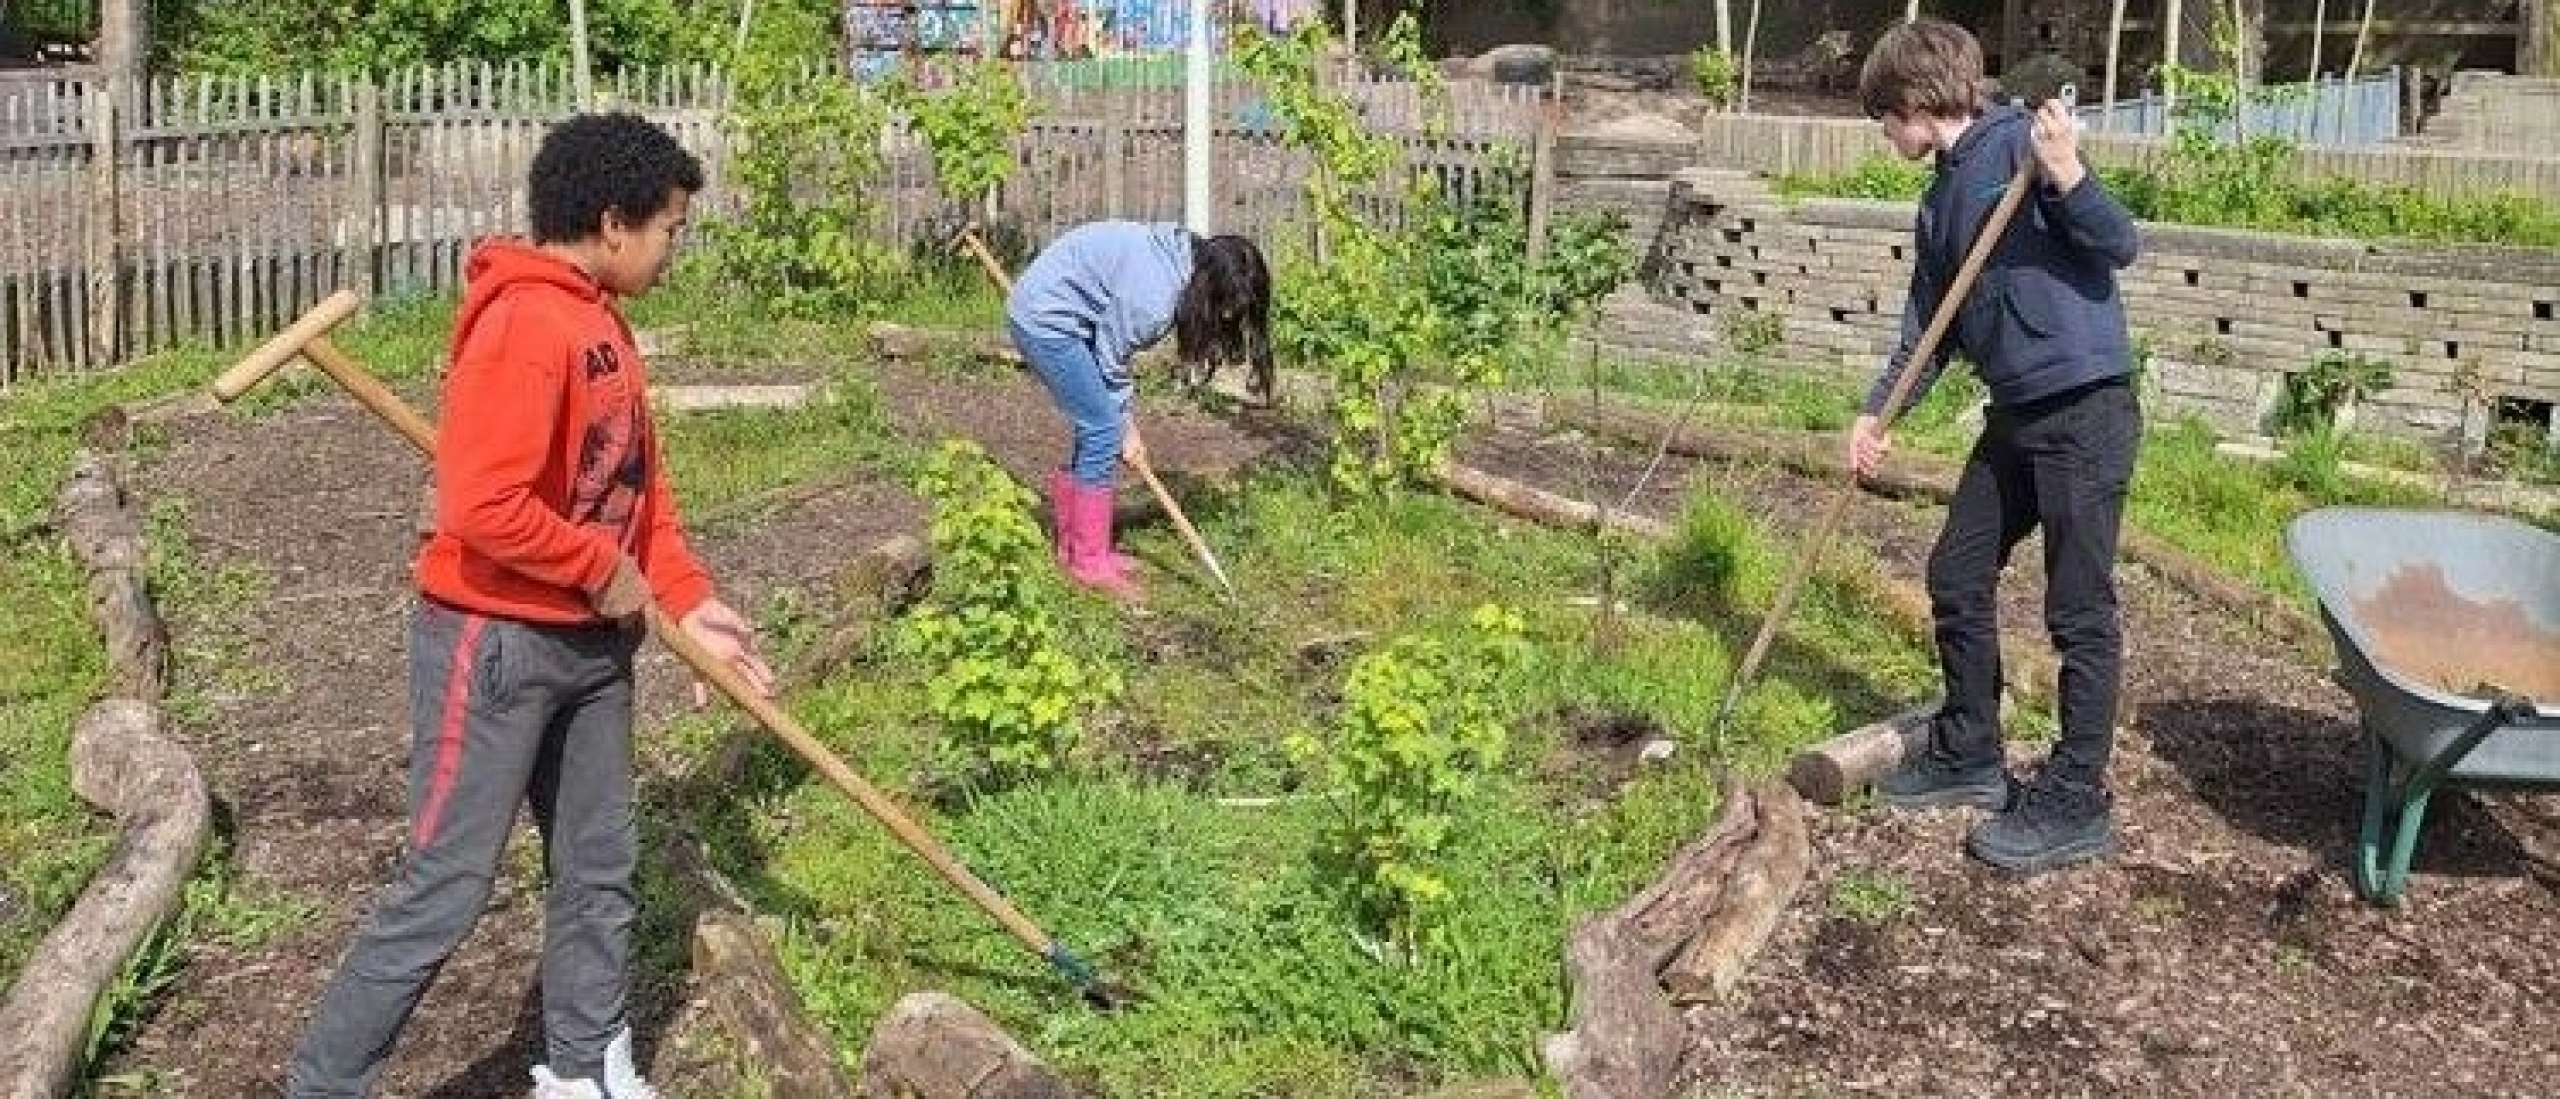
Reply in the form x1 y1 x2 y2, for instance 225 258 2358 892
0 59 1543 386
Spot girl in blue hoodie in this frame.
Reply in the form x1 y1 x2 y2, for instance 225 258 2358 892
1007 221 1272 600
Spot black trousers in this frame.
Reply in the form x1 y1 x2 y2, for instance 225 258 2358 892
1927 376 2142 786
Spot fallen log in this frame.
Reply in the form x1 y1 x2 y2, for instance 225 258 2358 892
868 320 1024 368
1663 782 1812 1002
1543 396 1954 503
1542 778 1811 1099
1432 461 1673 542
1787 705 1936 805
79 390 222 451
1547 395 2326 651
859 991 1080 1099
657 384 819 413
0 700 212 1099
694 910 859 1098
1432 459 2053 707
57 451 168 701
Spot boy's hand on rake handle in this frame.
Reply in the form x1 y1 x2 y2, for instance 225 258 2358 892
1848 414 1893 480
681 598 774 708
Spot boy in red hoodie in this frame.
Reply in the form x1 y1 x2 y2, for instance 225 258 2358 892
286 112 773 1099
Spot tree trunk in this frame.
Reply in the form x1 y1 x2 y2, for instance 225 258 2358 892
1715 0 1733 55
1738 0 1762 113
2529 1 2560 78
2308 0 2328 78
2345 0 2375 83
2103 0 2128 130
2163 0 2184 129
95 0 146 79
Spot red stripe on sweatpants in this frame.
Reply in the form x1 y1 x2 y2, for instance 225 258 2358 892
413 614 489 849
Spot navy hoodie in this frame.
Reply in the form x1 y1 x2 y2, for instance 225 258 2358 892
1864 104 2141 417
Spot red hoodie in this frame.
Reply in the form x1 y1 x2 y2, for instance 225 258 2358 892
415 240 713 624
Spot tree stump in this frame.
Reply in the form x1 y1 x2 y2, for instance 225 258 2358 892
859 991 1080 1099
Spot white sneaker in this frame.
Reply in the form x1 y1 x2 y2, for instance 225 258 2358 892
528 1028 660 1099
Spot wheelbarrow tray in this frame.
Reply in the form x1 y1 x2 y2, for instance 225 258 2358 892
2285 506 2560 904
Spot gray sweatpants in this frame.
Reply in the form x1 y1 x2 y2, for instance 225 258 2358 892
286 598 644 1097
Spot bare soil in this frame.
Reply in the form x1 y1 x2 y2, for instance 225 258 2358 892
88 364 2560 1096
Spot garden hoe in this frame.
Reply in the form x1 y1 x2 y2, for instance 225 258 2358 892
947 224 1240 599
1707 154 2042 745
210 290 1141 1011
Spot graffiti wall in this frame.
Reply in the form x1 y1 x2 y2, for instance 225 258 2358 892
844 0 1321 73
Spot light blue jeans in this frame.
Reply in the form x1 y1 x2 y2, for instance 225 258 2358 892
1010 318 1127 487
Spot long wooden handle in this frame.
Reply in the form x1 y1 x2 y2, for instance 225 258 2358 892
219 302 1063 959
961 225 1014 294
641 604 1057 955
1128 452 1234 596
211 289 363 401
1715 158 2039 732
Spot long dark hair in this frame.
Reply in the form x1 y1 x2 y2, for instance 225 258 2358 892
1173 234 1274 400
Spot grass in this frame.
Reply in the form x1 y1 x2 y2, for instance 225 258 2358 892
4 249 2514 1093
653 459 1930 1096
1828 868 1918 925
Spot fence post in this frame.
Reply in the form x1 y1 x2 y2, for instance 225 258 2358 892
348 79 384 299
1525 77 1559 269
84 77 123 369
1102 118 1125 218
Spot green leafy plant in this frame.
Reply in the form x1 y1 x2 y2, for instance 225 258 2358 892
903 441 1121 782
889 56 1038 212
1238 15 1492 495
1689 46 1739 109
1287 604 1530 955
2270 351 2392 437
703 4 903 320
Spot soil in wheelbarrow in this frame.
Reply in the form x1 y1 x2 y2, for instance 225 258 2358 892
2352 562 2560 701
1457 420 2560 1098
91 357 1289 1096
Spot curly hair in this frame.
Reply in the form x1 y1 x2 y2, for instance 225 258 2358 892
527 112 705 244
1859 17 1987 120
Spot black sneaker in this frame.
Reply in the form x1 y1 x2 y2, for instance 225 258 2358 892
1966 773 2118 874
1873 748 2010 811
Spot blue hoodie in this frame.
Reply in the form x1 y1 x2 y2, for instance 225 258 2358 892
1007 221 1195 411
1866 103 2141 417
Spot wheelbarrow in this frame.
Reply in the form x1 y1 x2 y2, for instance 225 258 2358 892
2285 506 2560 905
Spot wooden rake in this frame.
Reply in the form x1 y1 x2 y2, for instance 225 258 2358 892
1707 156 2042 744
211 290 1138 1010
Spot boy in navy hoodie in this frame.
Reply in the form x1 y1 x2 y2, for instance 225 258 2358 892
1849 18 2143 874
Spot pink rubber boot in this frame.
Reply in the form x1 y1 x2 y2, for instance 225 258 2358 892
1064 480 1144 601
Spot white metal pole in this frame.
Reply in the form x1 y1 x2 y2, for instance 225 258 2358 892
1186 0 1213 233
